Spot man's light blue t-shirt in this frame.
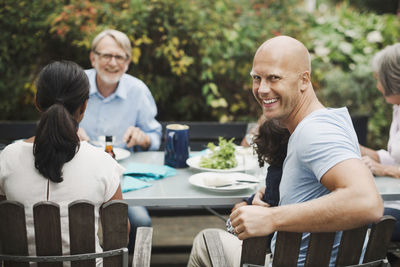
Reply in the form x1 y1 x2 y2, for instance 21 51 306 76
272 107 361 266
80 69 162 151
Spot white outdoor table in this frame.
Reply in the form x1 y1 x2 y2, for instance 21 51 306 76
121 151 261 207
374 176 400 201
121 151 400 207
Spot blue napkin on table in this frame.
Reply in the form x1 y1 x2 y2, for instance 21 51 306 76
121 176 152 193
123 162 177 181
122 162 176 193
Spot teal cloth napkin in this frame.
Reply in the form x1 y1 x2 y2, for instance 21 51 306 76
123 162 177 181
122 162 176 193
121 176 151 193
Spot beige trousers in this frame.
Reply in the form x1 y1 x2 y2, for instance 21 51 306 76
187 228 243 267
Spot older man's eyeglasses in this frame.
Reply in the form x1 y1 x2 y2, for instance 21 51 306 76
93 51 128 64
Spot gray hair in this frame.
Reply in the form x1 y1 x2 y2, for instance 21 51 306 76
371 49 384 74
374 43 400 95
91 29 131 59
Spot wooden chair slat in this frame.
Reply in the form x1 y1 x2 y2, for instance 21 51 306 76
240 236 271 266
33 201 62 267
272 231 302 267
203 231 229 267
101 200 128 267
132 227 153 267
335 225 368 266
363 215 396 263
305 232 336 267
68 200 96 267
0 201 29 267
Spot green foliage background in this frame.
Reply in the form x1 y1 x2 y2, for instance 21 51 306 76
0 0 399 148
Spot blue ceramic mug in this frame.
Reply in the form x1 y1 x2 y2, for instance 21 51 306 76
164 124 190 168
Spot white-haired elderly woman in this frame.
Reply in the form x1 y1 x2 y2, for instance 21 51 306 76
360 44 400 251
361 44 400 179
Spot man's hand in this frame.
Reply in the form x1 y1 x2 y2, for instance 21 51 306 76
230 205 273 240
123 126 151 149
252 187 270 207
232 201 247 212
77 127 90 141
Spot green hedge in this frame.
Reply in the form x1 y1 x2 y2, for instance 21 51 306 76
306 2 400 148
1 0 399 147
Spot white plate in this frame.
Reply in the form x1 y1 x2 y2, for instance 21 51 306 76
113 147 131 161
189 172 259 192
89 141 131 161
186 155 245 172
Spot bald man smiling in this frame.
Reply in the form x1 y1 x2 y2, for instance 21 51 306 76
188 36 383 267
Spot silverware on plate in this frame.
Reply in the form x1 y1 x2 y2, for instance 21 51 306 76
214 180 259 188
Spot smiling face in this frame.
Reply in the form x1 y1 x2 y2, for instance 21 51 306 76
251 39 308 124
90 35 129 86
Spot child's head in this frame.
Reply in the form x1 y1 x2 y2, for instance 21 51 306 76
253 119 290 167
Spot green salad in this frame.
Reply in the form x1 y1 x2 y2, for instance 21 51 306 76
199 137 237 169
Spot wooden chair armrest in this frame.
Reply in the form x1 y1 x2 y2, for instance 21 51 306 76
132 227 153 267
203 230 229 267
344 258 389 267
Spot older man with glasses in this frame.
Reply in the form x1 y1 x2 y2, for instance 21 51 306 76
78 29 161 254
78 29 161 151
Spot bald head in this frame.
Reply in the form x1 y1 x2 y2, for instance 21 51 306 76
251 36 322 131
255 36 311 74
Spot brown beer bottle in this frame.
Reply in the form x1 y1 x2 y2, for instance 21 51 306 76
105 135 116 159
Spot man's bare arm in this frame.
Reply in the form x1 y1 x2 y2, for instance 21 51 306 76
230 158 383 239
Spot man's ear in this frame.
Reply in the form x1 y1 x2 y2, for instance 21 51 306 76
89 51 96 68
124 60 130 73
300 71 310 92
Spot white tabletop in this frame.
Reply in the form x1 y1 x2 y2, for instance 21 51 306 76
374 176 400 201
121 151 400 207
121 151 262 207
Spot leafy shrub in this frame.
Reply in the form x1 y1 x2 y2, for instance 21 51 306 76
1 0 399 148
0 0 63 119
48 0 306 122
306 2 400 148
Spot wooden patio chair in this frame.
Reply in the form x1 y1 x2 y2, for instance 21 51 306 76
0 199 152 267
203 215 395 267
